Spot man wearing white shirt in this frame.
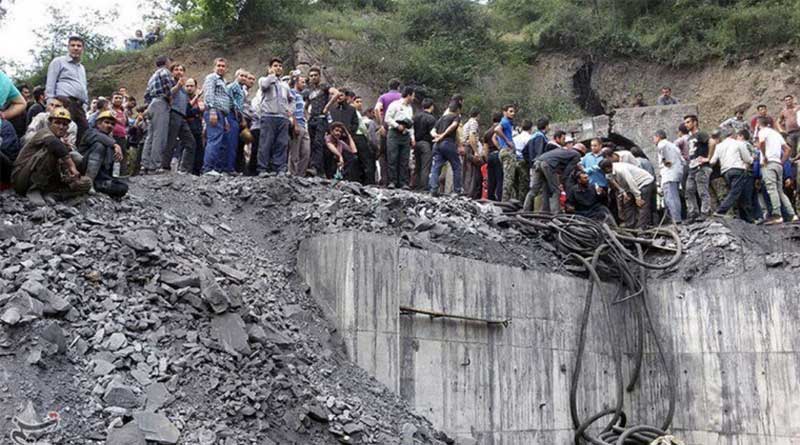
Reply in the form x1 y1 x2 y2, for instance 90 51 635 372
757 116 797 224
384 87 415 188
709 128 753 221
655 130 684 223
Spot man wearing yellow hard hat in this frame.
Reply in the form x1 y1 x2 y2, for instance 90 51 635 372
77 109 128 197
11 107 92 196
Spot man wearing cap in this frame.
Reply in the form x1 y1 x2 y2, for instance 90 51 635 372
45 37 89 143
257 57 294 174
12 108 91 196
78 110 127 197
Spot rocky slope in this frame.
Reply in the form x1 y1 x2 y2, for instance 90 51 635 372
2 174 799 444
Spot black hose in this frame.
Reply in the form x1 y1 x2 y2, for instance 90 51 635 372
497 207 683 444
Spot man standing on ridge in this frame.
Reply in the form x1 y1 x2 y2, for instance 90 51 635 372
374 79 403 186
202 57 233 175
304 66 333 177
45 36 89 143
257 57 294 174
778 94 800 156
384 86 415 188
141 55 176 174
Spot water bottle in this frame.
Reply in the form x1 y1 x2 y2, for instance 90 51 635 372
113 161 121 177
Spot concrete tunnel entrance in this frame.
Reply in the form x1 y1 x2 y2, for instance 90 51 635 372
297 231 800 445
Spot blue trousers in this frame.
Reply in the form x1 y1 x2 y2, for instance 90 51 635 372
202 110 228 173
223 113 239 173
428 139 463 193
258 116 289 173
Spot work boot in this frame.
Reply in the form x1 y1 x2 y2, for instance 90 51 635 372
65 175 92 194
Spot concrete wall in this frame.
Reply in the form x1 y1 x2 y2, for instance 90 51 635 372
297 232 800 445
612 104 699 163
550 115 611 142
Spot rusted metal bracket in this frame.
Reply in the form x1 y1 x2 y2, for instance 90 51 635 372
399 305 511 327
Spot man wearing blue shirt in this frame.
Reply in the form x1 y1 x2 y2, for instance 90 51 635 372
45 36 89 143
581 138 608 189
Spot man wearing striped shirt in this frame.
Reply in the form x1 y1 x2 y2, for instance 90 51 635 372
202 58 233 174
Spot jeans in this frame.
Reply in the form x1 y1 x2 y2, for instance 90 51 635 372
202 110 228 173
762 161 796 218
223 113 239 173
414 141 433 191
662 181 682 223
142 97 170 171
686 165 711 217
487 151 503 201
289 125 311 176
716 168 751 220
428 139 462 193
524 160 560 213
258 116 290 173
386 128 411 186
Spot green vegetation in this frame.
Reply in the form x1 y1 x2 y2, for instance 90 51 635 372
12 0 800 121
494 0 800 66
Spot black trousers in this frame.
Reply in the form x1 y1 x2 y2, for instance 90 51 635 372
308 117 327 175
487 151 503 201
354 134 375 185
66 97 88 144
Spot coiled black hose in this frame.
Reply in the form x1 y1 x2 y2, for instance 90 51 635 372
492 206 683 444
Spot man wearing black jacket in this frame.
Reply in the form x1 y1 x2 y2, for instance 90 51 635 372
523 130 577 212
412 98 437 190
566 169 614 223
326 89 359 178
78 110 127 197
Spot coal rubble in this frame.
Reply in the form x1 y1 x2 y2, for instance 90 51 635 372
1 174 796 444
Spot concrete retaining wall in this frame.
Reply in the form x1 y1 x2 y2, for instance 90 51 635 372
612 104 699 163
297 232 800 445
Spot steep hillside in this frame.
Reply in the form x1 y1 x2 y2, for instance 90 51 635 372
92 30 800 132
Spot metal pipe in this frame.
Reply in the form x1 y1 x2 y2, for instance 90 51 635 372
399 305 510 327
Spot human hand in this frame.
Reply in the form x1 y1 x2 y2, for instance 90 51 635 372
337 155 344 167
113 144 123 161
635 197 645 208
379 127 386 137
209 112 218 127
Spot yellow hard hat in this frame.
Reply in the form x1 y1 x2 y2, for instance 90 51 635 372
96 110 116 123
48 107 72 122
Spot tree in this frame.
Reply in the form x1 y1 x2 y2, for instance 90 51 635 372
31 6 114 65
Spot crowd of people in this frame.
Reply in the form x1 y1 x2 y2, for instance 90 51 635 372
2 36 800 227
